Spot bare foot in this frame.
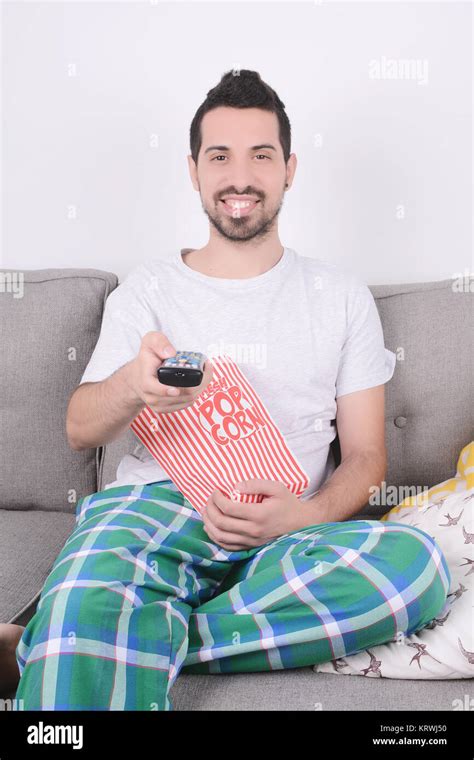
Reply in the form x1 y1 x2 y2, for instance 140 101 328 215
0 623 25 694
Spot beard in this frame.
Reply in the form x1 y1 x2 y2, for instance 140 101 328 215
201 192 285 243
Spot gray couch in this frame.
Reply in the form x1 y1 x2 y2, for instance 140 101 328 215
1 264 472 710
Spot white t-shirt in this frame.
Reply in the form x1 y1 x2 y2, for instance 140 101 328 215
79 247 396 500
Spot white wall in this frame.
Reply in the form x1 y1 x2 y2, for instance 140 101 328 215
1 0 472 285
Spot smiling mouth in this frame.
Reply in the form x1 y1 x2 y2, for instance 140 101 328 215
220 199 260 217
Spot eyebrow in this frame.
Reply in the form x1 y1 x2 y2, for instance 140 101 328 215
204 144 277 155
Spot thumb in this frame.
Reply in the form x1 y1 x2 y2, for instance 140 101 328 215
234 479 284 497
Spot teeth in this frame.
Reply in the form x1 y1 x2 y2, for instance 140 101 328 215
224 200 254 208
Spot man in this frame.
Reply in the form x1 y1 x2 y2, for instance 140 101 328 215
3 69 450 709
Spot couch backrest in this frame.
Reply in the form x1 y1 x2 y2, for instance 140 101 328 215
1 268 118 512
361 278 473 515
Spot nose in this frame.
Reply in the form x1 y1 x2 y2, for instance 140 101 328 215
223 163 261 199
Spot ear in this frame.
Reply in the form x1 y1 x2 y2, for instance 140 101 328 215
285 152 297 190
187 154 200 192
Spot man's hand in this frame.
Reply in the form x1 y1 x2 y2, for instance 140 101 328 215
201 479 310 551
128 331 214 414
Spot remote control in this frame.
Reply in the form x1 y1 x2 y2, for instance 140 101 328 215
157 350 206 388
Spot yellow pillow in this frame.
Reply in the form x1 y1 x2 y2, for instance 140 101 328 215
380 440 474 522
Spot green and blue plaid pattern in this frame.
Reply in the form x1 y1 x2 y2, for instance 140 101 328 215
15 480 450 710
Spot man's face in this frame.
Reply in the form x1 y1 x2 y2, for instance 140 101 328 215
188 106 294 242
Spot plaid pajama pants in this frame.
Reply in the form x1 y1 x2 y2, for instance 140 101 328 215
15 479 450 710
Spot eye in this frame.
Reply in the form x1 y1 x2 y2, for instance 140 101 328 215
210 154 271 161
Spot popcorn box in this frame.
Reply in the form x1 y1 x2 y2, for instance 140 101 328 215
130 354 309 515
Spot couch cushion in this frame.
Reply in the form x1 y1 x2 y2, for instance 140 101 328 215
0 509 76 624
169 670 470 711
0 269 118 513
3 667 468 709
99 278 474 521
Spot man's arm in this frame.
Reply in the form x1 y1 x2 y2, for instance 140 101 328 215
66 361 145 451
303 384 387 523
66 331 215 451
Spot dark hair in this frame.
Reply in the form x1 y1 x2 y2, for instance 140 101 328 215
190 69 291 165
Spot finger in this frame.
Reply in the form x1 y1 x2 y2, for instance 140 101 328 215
143 331 176 362
202 520 251 551
201 358 214 388
202 509 254 545
211 489 257 520
205 499 259 538
234 479 285 497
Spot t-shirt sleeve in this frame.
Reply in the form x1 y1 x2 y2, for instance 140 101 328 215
79 265 159 386
335 282 396 398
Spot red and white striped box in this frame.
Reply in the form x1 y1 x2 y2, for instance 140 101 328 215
130 354 309 515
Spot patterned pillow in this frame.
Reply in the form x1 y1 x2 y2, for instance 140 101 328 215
313 441 474 679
